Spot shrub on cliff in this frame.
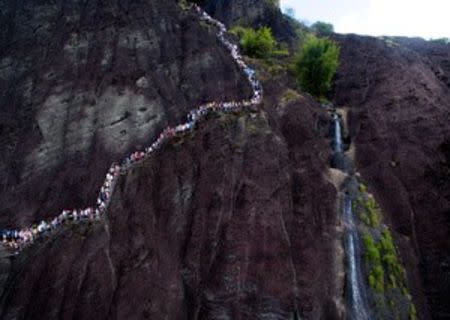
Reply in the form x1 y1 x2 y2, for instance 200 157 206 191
265 0 280 7
363 233 385 292
293 35 339 99
231 26 276 59
311 21 334 36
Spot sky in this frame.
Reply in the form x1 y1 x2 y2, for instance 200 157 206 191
280 0 450 39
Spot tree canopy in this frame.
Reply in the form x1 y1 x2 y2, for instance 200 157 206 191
293 36 340 99
231 26 277 59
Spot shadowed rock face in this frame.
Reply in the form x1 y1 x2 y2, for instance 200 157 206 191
0 99 338 319
0 0 252 228
333 34 450 319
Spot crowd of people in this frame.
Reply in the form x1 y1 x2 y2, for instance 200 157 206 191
1 3 263 254
2 164 119 252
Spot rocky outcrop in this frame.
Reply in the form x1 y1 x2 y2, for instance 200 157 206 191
333 34 450 319
0 0 252 228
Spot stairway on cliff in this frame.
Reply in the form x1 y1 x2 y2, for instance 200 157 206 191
0 0 252 228
1 0 449 319
0 1 340 319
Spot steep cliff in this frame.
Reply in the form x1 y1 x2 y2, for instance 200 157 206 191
0 0 252 228
1 0 449 319
0 81 339 319
0 1 340 319
333 34 450 319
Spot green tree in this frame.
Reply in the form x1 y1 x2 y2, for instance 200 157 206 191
265 0 280 7
294 36 340 98
311 21 334 36
232 26 276 59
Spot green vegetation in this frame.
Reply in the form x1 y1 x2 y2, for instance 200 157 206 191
356 181 417 318
430 37 450 44
356 183 380 227
382 37 400 48
311 21 335 36
409 304 417 320
264 0 280 7
293 36 340 99
363 197 380 227
281 89 300 104
178 0 190 10
272 42 290 58
358 183 367 193
359 194 407 292
363 233 385 292
380 230 406 289
362 227 417 318
230 26 277 59
362 229 406 293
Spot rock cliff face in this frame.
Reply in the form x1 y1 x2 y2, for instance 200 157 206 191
395 37 450 88
0 89 338 319
2 1 450 319
333 34 450 319
0 0 252 227
0 1 340 319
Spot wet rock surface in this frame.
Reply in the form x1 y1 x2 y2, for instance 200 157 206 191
0 0 252 228
333 34 450 319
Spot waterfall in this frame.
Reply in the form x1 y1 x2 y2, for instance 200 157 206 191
344 196 370 320
330 110 370 319
333 113 343 153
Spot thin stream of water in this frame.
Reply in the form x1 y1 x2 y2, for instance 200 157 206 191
332 111 370 319
333 113 343 153
344 195 370 320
